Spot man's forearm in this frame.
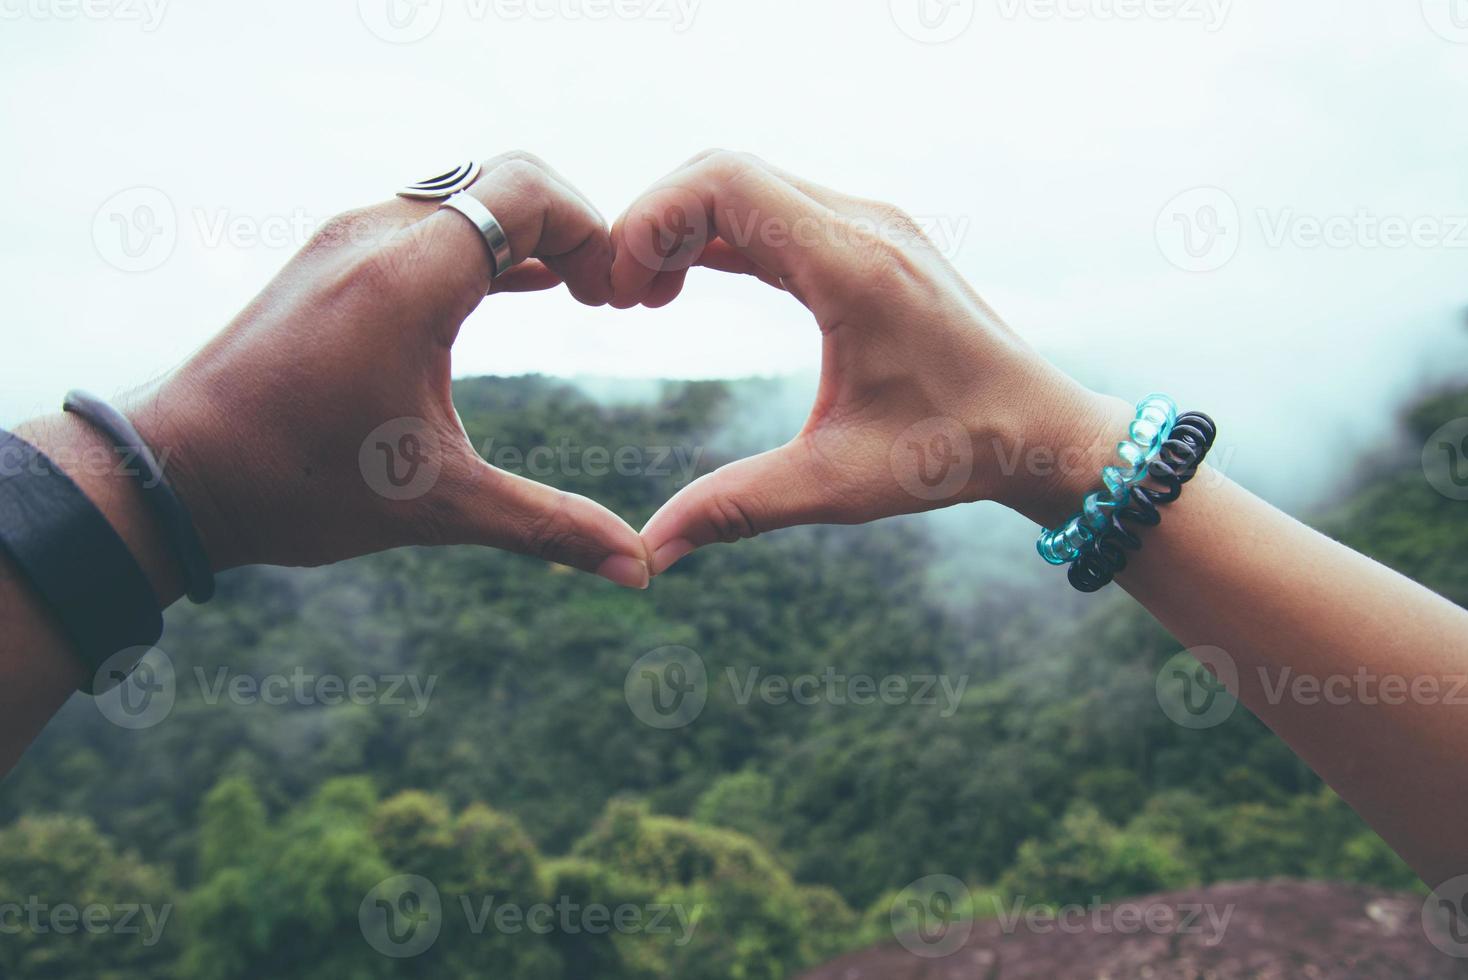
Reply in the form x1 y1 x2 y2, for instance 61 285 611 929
0 412 185 775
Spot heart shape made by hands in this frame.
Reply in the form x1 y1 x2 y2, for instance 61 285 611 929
145 151 1102 595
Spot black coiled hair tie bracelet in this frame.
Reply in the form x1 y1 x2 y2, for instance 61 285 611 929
1067 411 1218 593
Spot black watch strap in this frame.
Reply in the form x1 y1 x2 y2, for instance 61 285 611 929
0 428 163 694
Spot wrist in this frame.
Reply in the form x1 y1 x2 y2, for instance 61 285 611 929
12 413 187 607
121 381 242 576
983 374 1135 529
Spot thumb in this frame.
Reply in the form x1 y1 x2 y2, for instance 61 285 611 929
640 442 835 576
458 462 651 590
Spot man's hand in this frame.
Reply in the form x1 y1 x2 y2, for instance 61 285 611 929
125 152 651 589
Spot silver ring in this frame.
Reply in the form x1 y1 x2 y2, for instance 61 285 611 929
441 192 515 280
398 161 482 200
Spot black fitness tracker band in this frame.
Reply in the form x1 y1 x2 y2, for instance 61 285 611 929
0 429 163 694
64 390 216 603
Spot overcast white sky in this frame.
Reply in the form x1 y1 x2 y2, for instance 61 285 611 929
3 0 1468 507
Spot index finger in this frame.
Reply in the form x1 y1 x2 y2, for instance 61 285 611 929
610 151 852 316
413 155 614 312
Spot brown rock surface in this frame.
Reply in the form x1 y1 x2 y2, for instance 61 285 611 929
799 880 1468 980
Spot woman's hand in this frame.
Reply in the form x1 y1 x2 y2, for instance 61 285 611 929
610 150 1128 574
124 152 651 589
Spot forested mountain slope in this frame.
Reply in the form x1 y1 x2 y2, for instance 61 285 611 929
3 376 1461 979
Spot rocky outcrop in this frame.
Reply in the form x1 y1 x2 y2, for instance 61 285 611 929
799 880 1467 979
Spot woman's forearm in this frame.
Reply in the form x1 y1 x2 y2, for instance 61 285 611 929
1026 396 1468 886
606 152 1466 887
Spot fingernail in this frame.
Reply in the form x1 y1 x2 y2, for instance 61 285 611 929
597 555 650 590
652 538 695 576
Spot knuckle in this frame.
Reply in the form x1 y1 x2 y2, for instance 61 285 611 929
830 219 930 299
490 158 551 196
684 147 729 168
704 493 760 545
862 198 908 221
518 496 588 566
495 149 550 171
856 200 926 248
864 240 929 294
701 149 762 181
410 487 460 548
529 523 581 566
340 240 415 299
838 202 932 278
306 207 387 256
869 200 920 235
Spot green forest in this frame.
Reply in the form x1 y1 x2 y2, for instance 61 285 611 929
2 375 1463 979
